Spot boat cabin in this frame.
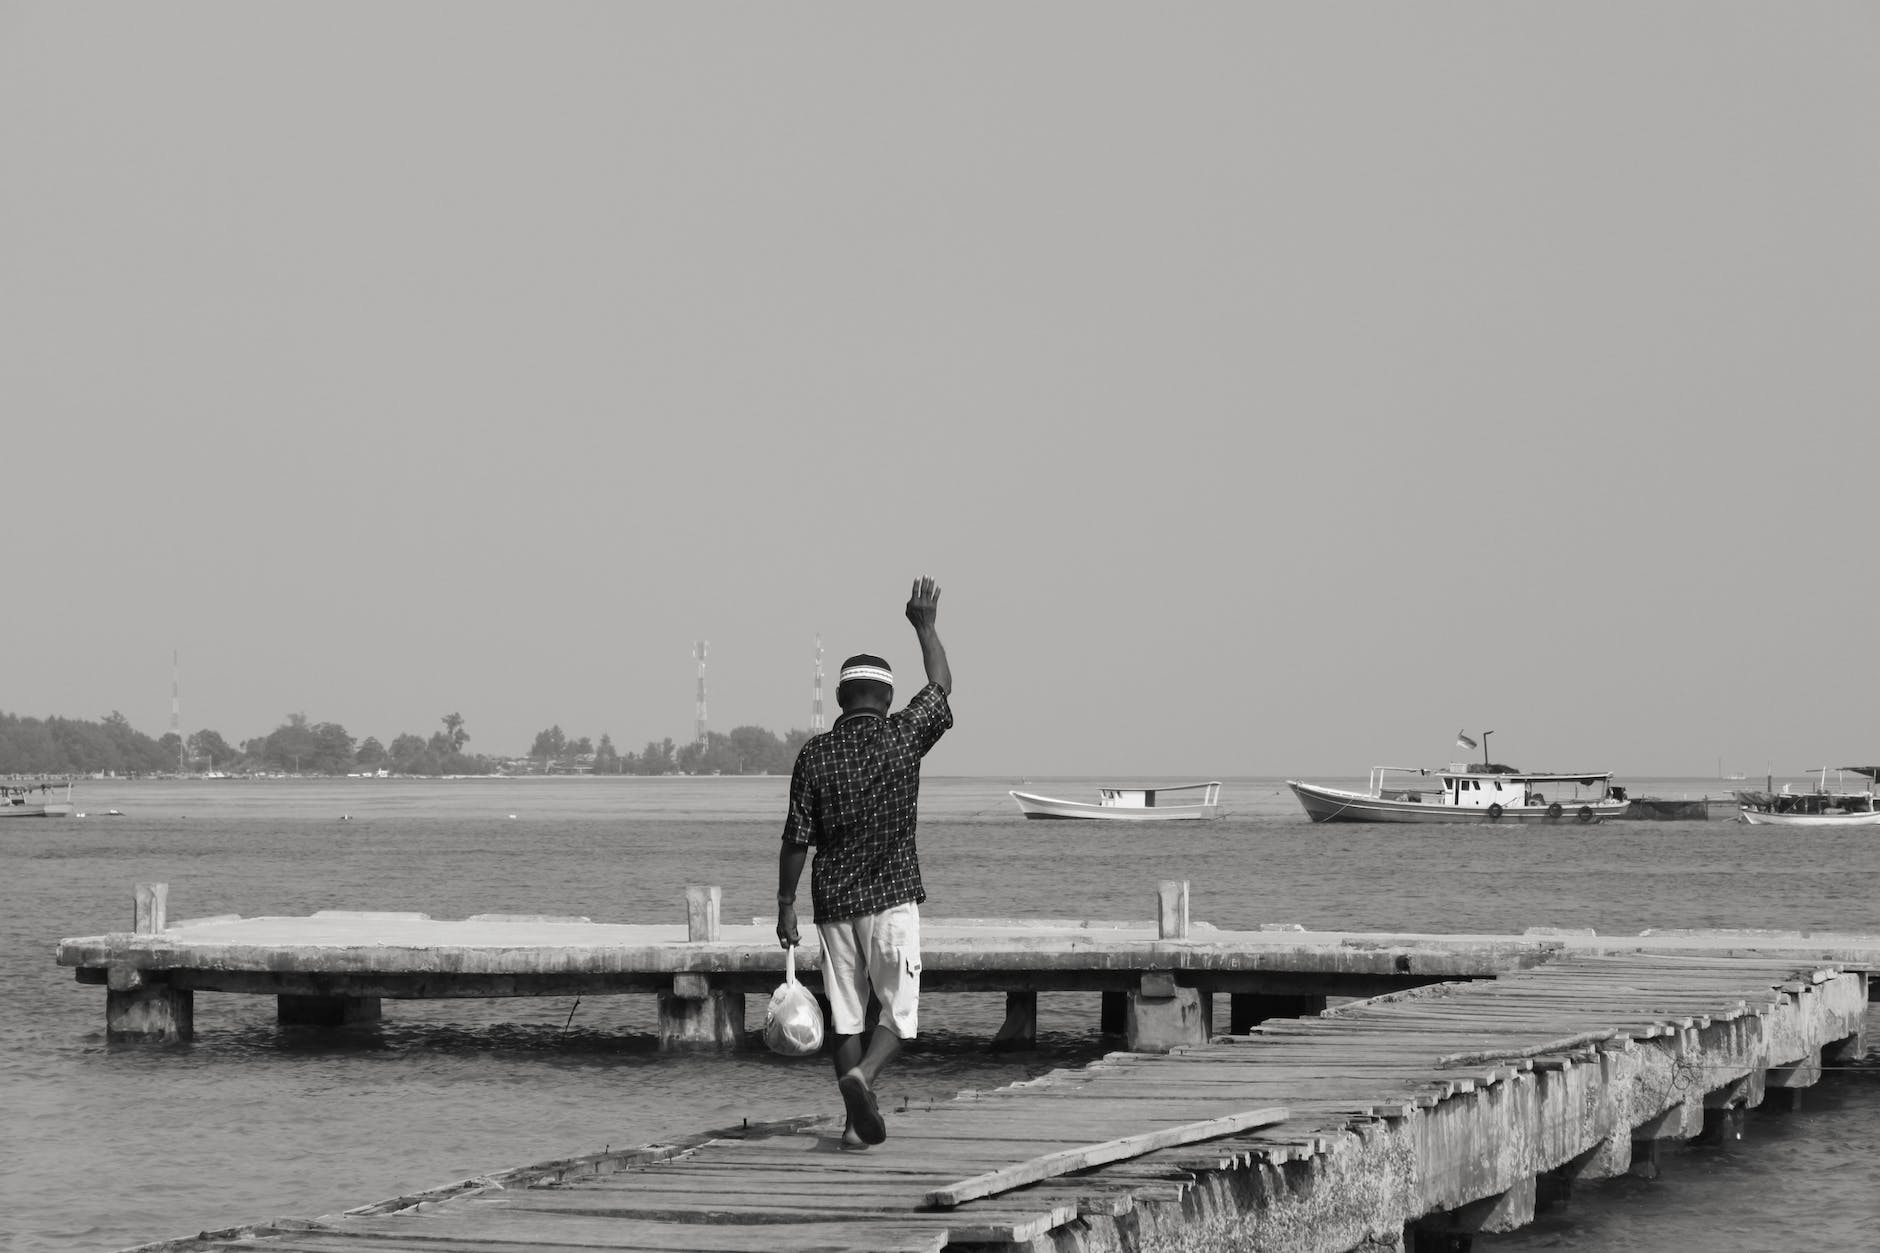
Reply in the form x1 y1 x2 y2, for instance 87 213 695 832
1097 782 1222 809
1367 766 1619 809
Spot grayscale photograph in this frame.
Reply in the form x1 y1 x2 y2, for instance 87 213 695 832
5 5 1877 1251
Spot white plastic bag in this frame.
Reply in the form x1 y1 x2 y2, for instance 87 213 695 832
762 946 825 1057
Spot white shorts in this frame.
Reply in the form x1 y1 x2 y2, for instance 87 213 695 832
817 902 921 1039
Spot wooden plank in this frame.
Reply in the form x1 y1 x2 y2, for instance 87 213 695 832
923 1106 1287 1208
313 1212 949 1252
478 1192 936 1219
712 1131 1114 1157
651 1154 968 1177
466 1192 1080 1244
538 1173 941 1201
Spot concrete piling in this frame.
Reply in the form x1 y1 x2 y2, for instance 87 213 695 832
105 882 192 1043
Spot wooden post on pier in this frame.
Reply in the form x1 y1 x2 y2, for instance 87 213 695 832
105 883 194 1043
657 886 746 1052
1126 881 1211 1052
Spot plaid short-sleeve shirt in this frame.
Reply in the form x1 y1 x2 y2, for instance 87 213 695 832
782 682 953 923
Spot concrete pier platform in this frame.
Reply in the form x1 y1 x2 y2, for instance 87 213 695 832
58 882 1880 1057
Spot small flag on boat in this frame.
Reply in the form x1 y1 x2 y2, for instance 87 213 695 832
1456 730 1477 750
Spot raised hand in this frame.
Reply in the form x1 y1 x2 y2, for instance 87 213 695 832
905 576 941 631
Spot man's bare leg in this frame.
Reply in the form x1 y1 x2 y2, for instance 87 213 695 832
833 1026 901 1146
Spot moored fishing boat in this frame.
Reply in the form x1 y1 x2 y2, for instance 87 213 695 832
1736 766 1880 826
1287 767 1627 824
1010 781 1222 821
2 781 74 818
1288 732 1627 824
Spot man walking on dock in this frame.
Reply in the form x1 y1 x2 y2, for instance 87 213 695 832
776 576 954 1147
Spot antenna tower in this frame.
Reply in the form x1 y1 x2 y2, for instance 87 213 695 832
811 636 826 733
172 649 184 772
693 640 709 744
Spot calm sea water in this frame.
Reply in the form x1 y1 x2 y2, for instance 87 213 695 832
5 775 1878 1252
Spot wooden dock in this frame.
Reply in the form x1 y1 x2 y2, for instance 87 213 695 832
58 883 1880 1251
123 948 1869 1253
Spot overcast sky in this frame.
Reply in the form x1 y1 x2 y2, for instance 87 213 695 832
4 4 1874 778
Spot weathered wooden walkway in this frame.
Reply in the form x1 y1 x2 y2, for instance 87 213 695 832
127 949 1869 1253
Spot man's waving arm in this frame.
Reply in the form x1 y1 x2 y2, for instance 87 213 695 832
905 576 951 696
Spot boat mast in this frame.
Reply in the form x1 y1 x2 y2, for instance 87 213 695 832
811 636 825 733
172 649 184 774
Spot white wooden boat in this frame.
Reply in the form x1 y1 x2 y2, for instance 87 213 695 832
1739 806 1880 827
2 781 74 818
1287 765 1628 825
1736 766 1880 826
1010 782 1222 821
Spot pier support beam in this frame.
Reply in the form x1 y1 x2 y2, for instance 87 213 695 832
657 885 745 1051
658 986 746 1051
1127 973 1211 1052
990 991 1036 1052
1697 1072 1758 1144
1628 1098 1702 1179
106 967 193 1043
1410 1176 1535 1246
1764 1054 1821 1112
1124 880 1212 1051
105 883 195 1043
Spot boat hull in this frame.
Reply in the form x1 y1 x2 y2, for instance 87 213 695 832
1009 791 1218 821
0 803 72 818
1739 807 1880 827
1286 781 1624 825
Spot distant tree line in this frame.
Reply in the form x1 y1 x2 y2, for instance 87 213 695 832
2 708 817 778
533 725 811 775
228 711 488 776
0 709 489 777
0 711 179 776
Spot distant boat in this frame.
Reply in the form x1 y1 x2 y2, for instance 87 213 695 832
1740 806 1880 827
1737 766 1880 826
1 781 74 818
1287 765 1628 824
1009 782 1222 821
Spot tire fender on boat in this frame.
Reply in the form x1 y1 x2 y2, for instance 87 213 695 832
1486 803 1503 821
1547 802 1563 819
1577 805 1595 822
